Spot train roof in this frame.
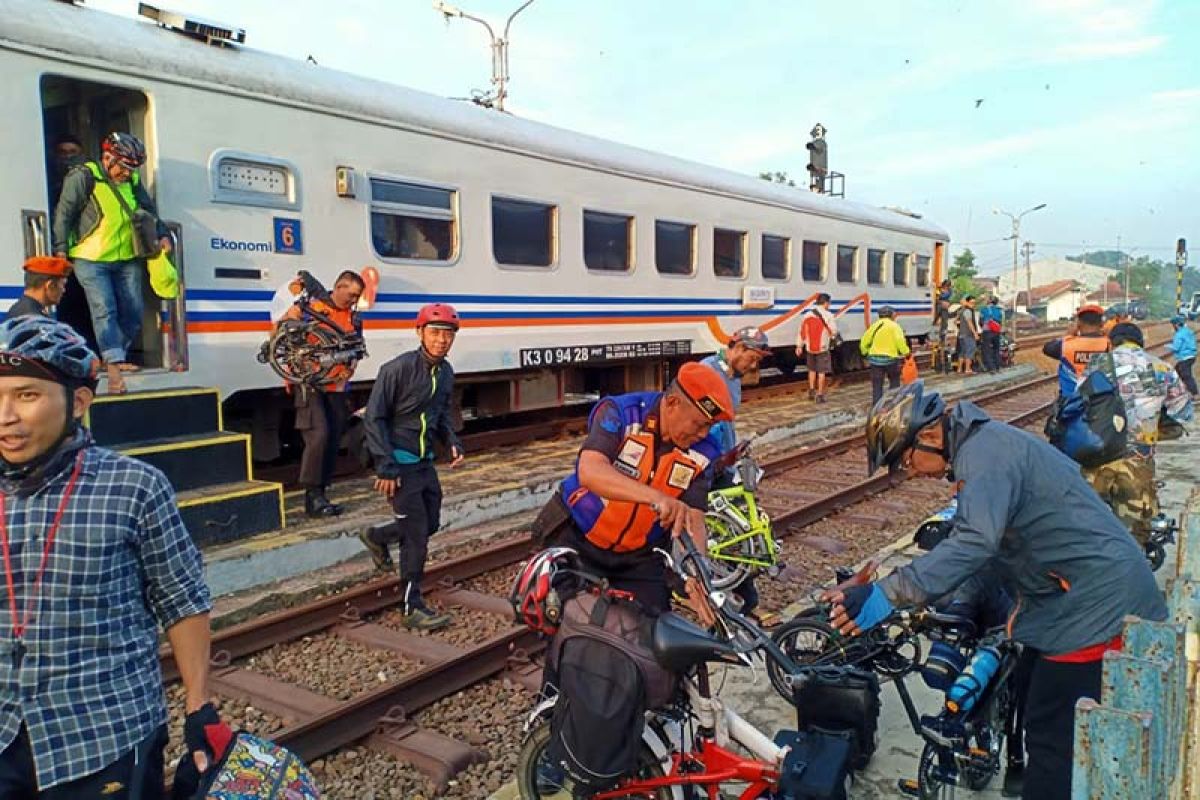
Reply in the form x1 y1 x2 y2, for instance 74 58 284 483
3 0 949 241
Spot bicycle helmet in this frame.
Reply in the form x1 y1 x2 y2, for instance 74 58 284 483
101 132 147 168
1109 322 1144 348
865 380 946 475
509 547 584 636
415 303 460 331
729 326 770 353
0 317 99 389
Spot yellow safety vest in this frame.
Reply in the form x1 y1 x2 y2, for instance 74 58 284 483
69 162 140 262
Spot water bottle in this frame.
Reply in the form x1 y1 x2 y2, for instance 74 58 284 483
945 644 1001 714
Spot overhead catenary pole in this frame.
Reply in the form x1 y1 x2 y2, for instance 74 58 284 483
1177 238 1188 315
993 203 1047 346
1022 241 1035 317
434 0 536 112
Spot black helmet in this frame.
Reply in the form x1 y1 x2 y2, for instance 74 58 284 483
101 132 146 168
865 380 946 474
877 305 896 318
1109 322 1144 348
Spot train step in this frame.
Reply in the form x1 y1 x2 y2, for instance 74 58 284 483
86 386 222 448
121 432 252 493
177 480 285 547
84 385 288 544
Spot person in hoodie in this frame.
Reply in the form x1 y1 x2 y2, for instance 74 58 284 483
823 381 1166 800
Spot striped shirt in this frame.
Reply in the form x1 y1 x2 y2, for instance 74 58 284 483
0 445 211 788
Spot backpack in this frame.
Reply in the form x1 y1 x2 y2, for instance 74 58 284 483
185 732 319 799
1046 364 1128 467
545 590 676 795
792 667 881 771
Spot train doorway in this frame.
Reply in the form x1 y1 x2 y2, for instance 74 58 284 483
40 75 168 370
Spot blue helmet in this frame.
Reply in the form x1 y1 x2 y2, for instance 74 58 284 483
1171 315 1186 326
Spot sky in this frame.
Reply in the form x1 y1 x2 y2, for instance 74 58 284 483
88 0 1199 276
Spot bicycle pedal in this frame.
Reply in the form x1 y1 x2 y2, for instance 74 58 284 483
897 778 922 797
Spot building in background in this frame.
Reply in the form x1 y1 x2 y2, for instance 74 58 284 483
1016 279 1087 321
995 257 1116 303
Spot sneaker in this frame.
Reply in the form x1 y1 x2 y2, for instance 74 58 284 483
816 393 827 404
807 388 816 401
358 526 393 571
403 604 453 631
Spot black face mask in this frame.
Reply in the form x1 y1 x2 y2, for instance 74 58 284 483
54 153 83 176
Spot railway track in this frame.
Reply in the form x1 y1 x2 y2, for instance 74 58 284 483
163 358 1121 796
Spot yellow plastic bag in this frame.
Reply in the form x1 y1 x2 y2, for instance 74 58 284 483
147 251 179 299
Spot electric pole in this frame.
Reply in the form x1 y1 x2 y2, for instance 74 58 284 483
1178 238 1188 315
994 203 1047 344
434 0 537 112
1022 241 1035 316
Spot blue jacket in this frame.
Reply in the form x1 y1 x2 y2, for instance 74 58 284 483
1169 326 1197 360
978 305 1003 326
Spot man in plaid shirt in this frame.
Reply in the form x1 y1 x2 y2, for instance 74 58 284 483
0 317 218 798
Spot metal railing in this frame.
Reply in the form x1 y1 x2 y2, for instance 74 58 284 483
161 221 189 371
1072 488 1200 798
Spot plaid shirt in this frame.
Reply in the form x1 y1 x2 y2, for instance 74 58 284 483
0 445 211 788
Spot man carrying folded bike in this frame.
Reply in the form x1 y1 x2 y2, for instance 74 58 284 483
825 381 1166 800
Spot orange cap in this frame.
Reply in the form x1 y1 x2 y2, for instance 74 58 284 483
1076 304 1104 317
22 256 72 277
675 362 734 422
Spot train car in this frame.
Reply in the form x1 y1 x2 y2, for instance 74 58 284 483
1 1 948 458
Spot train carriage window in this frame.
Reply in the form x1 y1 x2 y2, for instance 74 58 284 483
584 210 633 272
656 220 696 276
915 255 931 287
893 252 911 286
370 178 457 262
837 245 858 284
762 234 790 280
867 248 886 285
493 197 556 267
802 241 826 282
713 228 747 278
211 151 301 210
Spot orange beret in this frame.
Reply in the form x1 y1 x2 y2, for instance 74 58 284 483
23 256 72 277
1076 304 1104 317
674 362 734 423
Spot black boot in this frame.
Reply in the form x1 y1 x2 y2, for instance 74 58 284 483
320 486 344 516
1002 761 1025 797
304 488 339 518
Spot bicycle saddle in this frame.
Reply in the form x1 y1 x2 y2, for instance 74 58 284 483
924 611 977 639
651 612 740 673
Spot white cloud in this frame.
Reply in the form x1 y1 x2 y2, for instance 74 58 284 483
1052 35 1165 61
1151 88 1200 104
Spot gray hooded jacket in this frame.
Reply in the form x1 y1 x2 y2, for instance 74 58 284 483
879 401 1166 655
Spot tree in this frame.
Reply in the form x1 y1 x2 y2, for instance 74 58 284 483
1067 250 1124 269
758 171 796 187
948 248 984 300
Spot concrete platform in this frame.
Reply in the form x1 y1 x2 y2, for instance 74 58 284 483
203 365 1040 622
486 411 1195 800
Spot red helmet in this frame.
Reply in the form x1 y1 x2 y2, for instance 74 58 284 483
416 303 460 330
509 547 586 636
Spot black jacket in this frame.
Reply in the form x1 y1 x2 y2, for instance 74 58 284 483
364 349 461 478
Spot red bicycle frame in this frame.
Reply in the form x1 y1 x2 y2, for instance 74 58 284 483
594 736 781 800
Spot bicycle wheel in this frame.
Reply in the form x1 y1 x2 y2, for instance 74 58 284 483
962 680 1007 791
515 719 671 800
705 512 759 590
1146 543 1166 572
766 617 854 701
917 742 954 800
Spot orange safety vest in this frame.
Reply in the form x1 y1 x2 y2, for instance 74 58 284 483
560 393 720 553
1057 333 1111 394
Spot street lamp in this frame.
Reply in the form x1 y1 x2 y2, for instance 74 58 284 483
434 0 536 112
993 203 1047 344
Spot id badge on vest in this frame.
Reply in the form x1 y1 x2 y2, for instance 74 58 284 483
615 438 648 478
666 462 696 491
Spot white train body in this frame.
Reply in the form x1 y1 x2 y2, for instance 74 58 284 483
1 1 948 431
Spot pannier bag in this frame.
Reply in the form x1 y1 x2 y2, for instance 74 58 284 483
774 728 853 800
1046 365 1128 467
793 667 881 771
181 730 320 799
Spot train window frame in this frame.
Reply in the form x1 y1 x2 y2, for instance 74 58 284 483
583 209 635 273
209 149 302 211
761 234 790 281
713 227 747 279
368 174 460 266
802 240 826 282
836 244 859 285
491 194 559 270
655 219 697 277
893 252 911 286
915 254 931 287
867 248 886 286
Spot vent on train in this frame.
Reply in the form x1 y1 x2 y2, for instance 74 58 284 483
137 3 246 46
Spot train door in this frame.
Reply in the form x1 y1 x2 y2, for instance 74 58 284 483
39 74 187 371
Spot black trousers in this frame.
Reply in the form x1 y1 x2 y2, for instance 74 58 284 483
1177 357 1198 395
980 330 1001 372
561 523 673 615
1021 655 1103 800
869 360 901 406
295 389 348 489
0 724 166 800
373 461 443 584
